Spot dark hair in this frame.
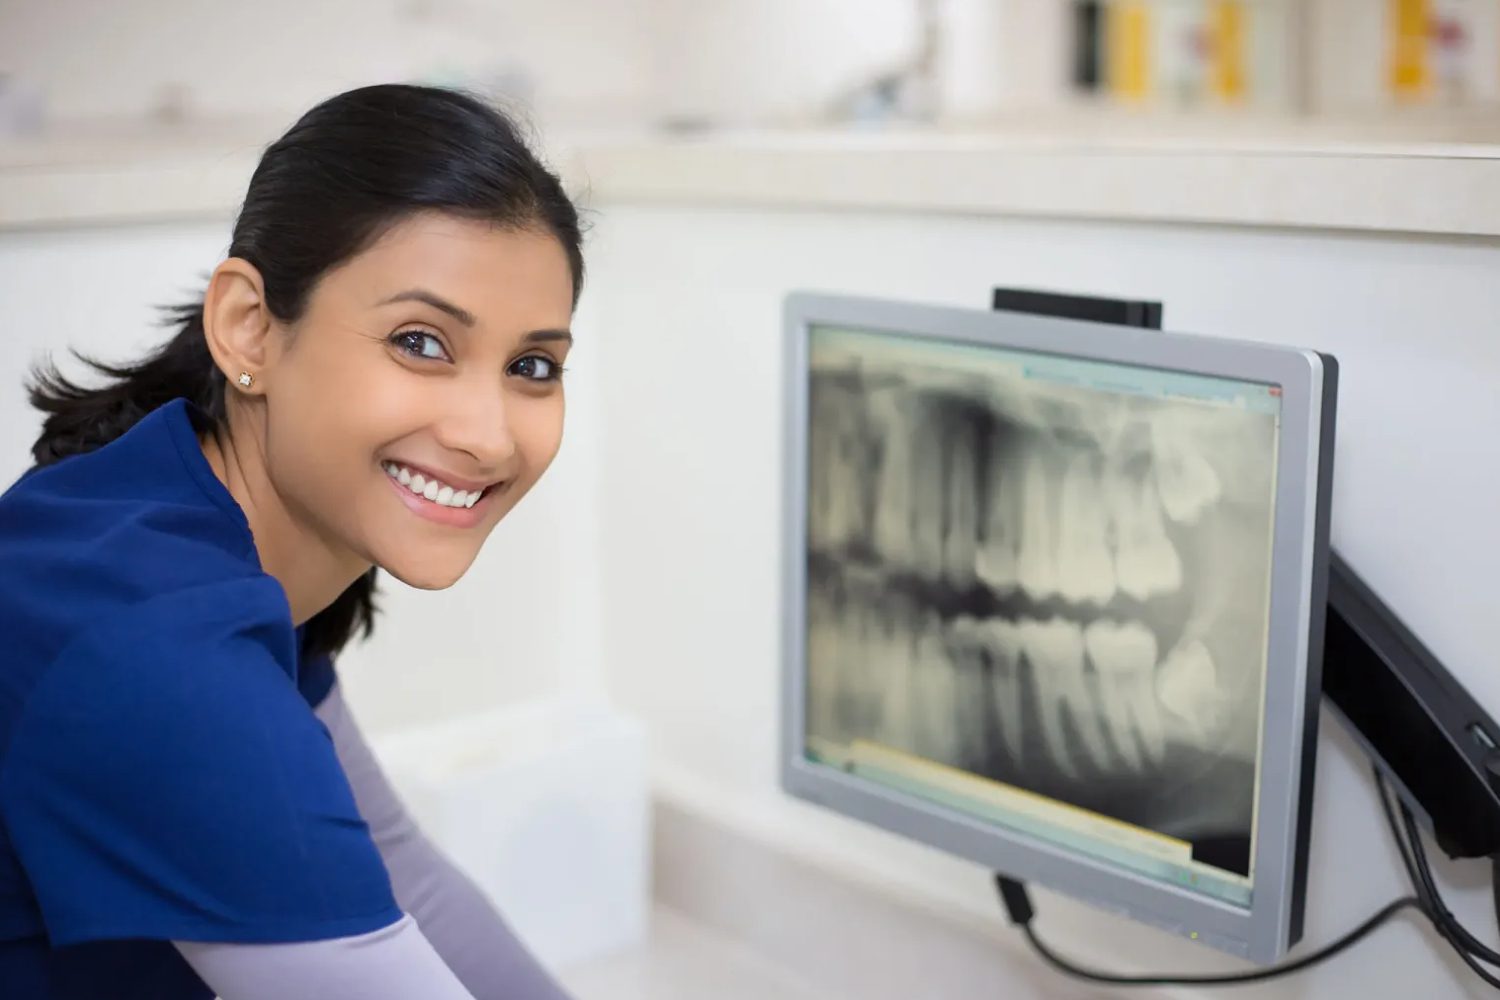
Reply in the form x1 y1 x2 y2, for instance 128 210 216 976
25 84 586 660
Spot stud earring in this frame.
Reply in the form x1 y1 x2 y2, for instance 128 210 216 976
237 372 254 388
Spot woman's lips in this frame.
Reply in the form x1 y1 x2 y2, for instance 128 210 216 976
383 467 496 528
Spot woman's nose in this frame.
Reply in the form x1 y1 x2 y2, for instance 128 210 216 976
433 389 519 472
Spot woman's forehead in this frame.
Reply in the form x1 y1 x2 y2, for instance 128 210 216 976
318 214 574 324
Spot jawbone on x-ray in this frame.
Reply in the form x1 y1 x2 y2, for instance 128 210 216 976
804 337 1278 864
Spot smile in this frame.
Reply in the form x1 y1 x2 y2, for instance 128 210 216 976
382 461 490 509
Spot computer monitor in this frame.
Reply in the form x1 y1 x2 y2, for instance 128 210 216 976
779 291 1337 964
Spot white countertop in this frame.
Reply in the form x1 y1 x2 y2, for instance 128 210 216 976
558 905 829 1000
5 113 1500 237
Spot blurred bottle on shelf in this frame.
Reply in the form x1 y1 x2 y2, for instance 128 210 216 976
1070 0 1296 110
1387 0 1500 106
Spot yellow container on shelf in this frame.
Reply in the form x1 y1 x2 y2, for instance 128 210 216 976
1108 0 1155 101
1388 0 1432 100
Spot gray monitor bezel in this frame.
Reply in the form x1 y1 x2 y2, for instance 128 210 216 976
779 290 1331 964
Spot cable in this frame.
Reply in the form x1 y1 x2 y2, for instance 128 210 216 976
1400 797 1500 967
994 764 1500 989
996 874 1422 987
1494 858 1500 947
1370 769 1500 989
1373 765 1500 972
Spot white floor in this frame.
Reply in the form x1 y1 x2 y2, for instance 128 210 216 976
557 905 831 1000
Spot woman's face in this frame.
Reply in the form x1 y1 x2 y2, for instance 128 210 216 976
260 211 575 590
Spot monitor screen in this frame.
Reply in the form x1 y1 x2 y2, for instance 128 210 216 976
805 322 1282 907
781 292 1334 962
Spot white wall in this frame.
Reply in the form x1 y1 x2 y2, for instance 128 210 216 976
0 0 926 131
580 201 1500 997
0 0 659 126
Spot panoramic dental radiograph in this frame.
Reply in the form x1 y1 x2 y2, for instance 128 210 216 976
805 331 1279 877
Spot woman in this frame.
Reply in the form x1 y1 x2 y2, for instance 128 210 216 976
0 84 582 1000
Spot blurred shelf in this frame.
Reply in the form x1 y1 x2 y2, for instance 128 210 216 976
5 113 1500 237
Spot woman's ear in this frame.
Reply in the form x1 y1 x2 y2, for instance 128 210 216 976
202 258 277 391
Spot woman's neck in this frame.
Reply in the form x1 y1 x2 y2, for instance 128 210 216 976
200 405 370 626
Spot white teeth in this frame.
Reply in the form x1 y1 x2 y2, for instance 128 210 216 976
1107 467 1183 601
1151 416 1222 525
385 463 487 509
1020 616 1112 779
1084 620 1165 772
1056 449 1117 606
1155 639 1223 748
1016 446 1061 602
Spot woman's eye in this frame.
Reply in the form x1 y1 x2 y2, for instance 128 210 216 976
390 330 451 362
510 355 564 382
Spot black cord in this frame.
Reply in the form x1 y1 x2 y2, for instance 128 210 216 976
1398 798 1500 966
1494 858 1500 945
1373 765 1500 967
993 763 1500 989
1373 770 1500 989
1003 887 1422 987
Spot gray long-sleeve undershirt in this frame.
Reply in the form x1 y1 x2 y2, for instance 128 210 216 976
172 683 575 1000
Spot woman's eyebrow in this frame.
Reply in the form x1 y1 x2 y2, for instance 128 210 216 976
522 329 573 346
377 289 476 327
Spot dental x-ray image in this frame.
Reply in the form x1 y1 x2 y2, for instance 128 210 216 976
804 329 1280 878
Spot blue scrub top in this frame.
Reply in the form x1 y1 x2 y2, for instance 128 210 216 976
0 398 401 998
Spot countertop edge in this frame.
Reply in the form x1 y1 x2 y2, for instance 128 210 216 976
4 136 1499 238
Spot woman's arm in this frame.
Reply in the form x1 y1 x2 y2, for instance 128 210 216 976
314 682 575 1000
176 914 477 1000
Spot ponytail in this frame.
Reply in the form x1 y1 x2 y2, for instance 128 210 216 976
25 302 380 659
27 302 221 468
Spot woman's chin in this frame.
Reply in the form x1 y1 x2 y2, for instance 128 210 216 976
376 550 478 591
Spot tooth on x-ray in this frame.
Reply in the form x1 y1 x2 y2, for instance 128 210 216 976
1016 446 1061 601
1085 619 1166 772
871 391 917 574
980 617 1026 766
1151 416 1222 525
1156 638 1223 747
941 615 990 765
908 404 947 583
1022 616 1114 778
1109 467 1183 601
1056 448 1117 606
807 585 842 741
910 609 963 763
870 601 916 752
942 416 980 591
977 437 1022 593
812 395 864 551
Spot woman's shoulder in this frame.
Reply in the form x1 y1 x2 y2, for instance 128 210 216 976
0 401 270 689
